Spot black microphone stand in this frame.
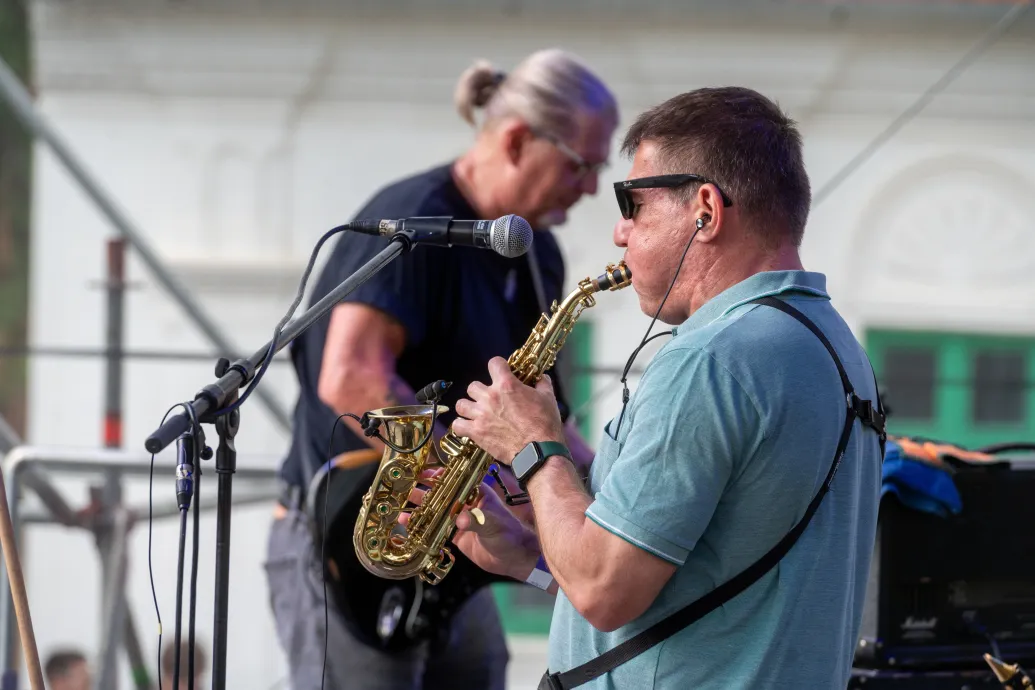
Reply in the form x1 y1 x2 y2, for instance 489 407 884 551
144 230 419 690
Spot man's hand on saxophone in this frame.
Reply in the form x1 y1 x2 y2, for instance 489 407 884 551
454 355 595 517
452 356 567 465
398 470 552 592
453 483 552 591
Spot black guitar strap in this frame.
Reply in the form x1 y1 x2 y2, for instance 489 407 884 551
539 296 886 690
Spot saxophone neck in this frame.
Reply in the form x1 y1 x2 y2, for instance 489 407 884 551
558 262 631 314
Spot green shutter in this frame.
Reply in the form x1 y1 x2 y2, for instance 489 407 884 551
867 329 1035 449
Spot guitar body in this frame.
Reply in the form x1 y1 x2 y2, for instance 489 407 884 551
305 450 512 651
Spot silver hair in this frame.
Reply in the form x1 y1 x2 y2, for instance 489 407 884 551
454 48 618 140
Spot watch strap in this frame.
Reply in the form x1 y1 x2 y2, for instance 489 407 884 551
537 441 572 463
515 440 572 488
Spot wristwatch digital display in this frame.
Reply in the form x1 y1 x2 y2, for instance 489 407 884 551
512 440 572 488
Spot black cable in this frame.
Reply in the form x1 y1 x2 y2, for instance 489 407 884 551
150 400 201 690
965 613 1003 660
172 506 189 690
613 227 698 435
187 458 202 690
149 402 196 690
148 442 164 690
212 223 364 419
172 404 201 690
320 415 348 690
336 408 440 456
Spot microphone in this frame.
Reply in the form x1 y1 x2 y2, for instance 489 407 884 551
347 215 533 258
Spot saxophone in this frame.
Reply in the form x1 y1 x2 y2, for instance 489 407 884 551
353 261 632 585
985 653 1034 689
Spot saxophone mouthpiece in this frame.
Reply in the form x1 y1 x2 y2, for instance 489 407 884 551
595 262 632 292
984 653 1034 688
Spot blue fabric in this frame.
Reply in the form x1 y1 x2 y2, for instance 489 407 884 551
549 270 884 689
880 441 962 518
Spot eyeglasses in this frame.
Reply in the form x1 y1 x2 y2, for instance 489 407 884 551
531 128 608 180
613 174 733 220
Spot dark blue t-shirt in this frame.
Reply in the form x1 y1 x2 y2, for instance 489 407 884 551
281 163 569 490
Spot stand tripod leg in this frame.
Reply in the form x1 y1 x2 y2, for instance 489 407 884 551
212 406 239 690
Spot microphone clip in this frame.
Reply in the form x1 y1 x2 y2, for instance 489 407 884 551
415 380 451 405
360 412 381 438
176 426 212 510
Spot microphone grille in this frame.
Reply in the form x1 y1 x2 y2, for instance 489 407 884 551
490 215 533 258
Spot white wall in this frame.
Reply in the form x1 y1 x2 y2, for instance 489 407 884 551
22 2 1035 688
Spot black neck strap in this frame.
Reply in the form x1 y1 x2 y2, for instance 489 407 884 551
540 296 885 690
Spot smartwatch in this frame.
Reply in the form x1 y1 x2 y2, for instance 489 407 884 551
512 441 572 488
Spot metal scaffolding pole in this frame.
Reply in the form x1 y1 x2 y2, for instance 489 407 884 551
0 56 291 433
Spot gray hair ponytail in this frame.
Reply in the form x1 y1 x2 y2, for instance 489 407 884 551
453 49 617 140
454 60 507 126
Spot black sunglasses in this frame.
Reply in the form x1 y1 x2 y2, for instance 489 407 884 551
613 174 733 220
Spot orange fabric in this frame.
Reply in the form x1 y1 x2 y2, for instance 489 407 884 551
331 448 382 470
272 448 381 519
888 434 998 471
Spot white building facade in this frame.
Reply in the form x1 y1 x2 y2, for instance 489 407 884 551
21 1 1035 688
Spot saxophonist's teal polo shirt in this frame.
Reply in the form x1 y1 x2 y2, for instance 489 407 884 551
548 271 882 689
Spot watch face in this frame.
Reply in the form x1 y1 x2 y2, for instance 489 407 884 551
513 443 541 481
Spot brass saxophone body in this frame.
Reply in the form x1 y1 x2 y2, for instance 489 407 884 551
353 261 632 585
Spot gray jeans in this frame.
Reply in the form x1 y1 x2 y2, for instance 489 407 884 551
264 508 509 690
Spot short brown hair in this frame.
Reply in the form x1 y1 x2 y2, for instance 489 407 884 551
162 640 208 680
622 87 811 247
44 649 85 680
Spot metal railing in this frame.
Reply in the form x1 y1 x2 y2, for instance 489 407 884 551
0 446 280 690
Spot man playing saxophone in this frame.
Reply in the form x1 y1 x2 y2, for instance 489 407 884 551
447 87 886 689
265 49 618 690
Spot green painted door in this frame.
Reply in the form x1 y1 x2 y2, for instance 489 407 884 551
866 329 1035 449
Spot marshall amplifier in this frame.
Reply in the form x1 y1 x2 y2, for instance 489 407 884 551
855 448 1035 672
847 668 1003 689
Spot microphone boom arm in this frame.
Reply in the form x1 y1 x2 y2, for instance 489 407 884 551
144 231 415 453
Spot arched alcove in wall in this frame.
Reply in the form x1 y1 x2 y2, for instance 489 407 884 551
845 154 1035 336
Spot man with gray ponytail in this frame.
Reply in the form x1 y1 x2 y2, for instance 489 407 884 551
266 49 618 690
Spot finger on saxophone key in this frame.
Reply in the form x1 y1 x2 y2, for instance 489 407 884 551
469 508 486 526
